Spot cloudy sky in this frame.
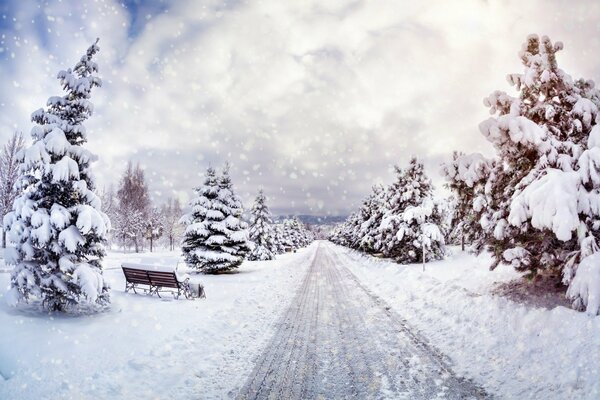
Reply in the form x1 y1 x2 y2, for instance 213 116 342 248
0 0 599 216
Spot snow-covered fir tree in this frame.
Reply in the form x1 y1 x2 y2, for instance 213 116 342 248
452 34 600 314
181 165 250 273
378 158 445 263
330 212 359 248
272 223 287 254
441 151 491 251
217 164 251 263
331 159 445 264
248 189 277 261
4 40 110 311
282 217 313 249
356 185 385 253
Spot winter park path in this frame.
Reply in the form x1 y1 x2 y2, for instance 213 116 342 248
237 241 487 399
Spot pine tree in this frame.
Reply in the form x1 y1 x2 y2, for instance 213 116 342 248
476 35 600 278
282 217 313 249
248 189 277 261
378 157 445 263
181 165 250 273
356 185 385 253
272 223 287 254
441 151 491 251
4 40 110 311
450 34 600 314
217 164 251 263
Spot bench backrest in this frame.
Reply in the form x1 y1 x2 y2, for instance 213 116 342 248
122 264 180 289
122 267 152 285
147 271 180 289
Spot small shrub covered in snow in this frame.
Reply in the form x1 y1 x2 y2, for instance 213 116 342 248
4 40 110 312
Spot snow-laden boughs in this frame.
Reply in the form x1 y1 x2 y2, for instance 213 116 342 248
331 157 445 263
441 151 492 250
287 217 314 249
378 158 445 263
446 34 600 314
4 40 110 312
248 189 277 261
181 165 251 273
356 185 386 253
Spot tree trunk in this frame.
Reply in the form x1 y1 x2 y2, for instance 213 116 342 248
461 235 465 251
150 236 153 252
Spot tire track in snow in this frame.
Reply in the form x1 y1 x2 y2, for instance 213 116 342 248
237 241 488 399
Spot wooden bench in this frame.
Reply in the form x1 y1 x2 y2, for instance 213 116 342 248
122 263 205 299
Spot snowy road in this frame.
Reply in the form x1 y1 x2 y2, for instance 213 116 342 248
237 241 487 399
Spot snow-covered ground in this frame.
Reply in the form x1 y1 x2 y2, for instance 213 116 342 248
333 243 600 399
0 244 316 400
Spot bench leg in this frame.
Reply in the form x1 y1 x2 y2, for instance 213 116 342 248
125 282 137 294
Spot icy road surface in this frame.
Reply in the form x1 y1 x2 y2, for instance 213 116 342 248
238 241 487 399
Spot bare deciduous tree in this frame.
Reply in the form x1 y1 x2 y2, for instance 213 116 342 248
0 131 25 248
162 197 183 251
115 162 150 252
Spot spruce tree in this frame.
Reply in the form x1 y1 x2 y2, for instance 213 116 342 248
248 189 277 261
217 164 251 263
441 151 491 251
181 165 250 273
378 157 445 263
356 185 385 253
272 223 287 254
448 34 600 313
476 34 600 279
4 40 110 311
282 217 313 250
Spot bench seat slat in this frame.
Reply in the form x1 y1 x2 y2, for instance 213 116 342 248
127 278 152 284
151 279 179 287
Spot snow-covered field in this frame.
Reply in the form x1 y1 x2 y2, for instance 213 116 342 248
334 243 600 399
0 244 315 400
3 241 600 399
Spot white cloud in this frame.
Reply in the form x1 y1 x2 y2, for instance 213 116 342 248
0 0 599 215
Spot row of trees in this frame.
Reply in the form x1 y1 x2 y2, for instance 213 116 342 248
181 165 314 273
330 157 445 263
100 163 184 253
3 40 314 312
441 34 600 314
248 190 314 260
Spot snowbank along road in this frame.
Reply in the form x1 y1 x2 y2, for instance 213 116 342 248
237 241 487 399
